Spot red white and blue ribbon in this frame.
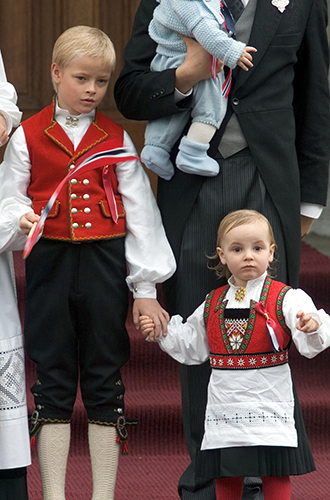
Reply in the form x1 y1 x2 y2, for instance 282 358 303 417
23 141 138 259
254 301 288 352
222 68 232 97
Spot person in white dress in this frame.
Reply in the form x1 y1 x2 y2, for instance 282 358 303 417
139 209 330 500
0 50 30 500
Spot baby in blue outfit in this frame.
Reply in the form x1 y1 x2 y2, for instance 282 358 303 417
141 0 256 180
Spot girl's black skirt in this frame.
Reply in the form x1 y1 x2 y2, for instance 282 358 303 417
195 380 315 480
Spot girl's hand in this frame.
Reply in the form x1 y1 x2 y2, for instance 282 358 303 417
139 315 156 338
296 310 319 333
133 298 169 340
237 46 257 71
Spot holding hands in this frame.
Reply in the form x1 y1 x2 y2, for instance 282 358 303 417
138 315 157 339
133 301 169 340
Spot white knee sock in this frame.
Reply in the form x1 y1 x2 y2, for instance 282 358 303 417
37 423 71 500
187 121 217 144
88 423 120 500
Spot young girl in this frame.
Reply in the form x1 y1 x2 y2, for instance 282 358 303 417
140 0 256 179
139 209 330 500
0 26 175 500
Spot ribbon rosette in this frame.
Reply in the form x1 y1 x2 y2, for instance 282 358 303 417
254 301 288 352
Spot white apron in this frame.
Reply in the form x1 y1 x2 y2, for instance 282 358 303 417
0 252 30 469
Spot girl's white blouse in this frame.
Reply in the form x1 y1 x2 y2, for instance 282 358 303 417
158 273 330 450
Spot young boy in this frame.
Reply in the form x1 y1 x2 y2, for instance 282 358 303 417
0 26 176 500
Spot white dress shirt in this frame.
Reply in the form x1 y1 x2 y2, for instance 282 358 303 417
158 272 330 450
0 104 176 299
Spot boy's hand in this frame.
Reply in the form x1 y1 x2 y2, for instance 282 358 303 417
175 35 224 94
296 310 319 333
237 46 257 71
19 211 40 235
139 315 156 338
133 298 169 340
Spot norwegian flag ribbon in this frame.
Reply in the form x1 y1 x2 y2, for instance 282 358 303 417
222 68 232 98
23 141 139 259
211 3 234 92
254 301 288 352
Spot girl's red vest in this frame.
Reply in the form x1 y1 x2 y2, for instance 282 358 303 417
22 99 126 242
204 278 292 369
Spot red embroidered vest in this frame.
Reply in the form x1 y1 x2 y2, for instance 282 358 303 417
204 277 291 369
22 99 126 242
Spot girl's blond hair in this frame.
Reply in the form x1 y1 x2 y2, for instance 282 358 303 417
208 209 277 280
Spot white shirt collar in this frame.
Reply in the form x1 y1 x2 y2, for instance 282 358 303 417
228 271 268 293
55 102 95 129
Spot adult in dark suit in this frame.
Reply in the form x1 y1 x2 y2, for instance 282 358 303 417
115 1 330 499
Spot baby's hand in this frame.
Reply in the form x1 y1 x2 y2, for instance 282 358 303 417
19 211 40 235
296 310 319 333
139 315 156 339
237 46 257 71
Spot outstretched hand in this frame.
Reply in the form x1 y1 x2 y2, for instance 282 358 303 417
296 310 319 333
133 298 169 340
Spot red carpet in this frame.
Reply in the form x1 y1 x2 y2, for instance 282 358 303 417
13 242 330 499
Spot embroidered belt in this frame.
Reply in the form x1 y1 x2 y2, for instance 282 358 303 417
210 350 289 370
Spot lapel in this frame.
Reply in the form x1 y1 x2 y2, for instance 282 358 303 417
234 0 285 91
44 98 109 163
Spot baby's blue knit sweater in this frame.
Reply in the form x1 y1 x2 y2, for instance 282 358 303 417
150 0 245 69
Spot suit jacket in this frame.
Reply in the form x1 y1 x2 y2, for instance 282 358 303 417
115 0 330 287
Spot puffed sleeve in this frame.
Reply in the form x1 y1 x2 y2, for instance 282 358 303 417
0 51 22 131
158 302 210 364
116 131 176 298
0 126 32 252
282 288 330 359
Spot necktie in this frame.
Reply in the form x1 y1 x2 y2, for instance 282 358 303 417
225 0 244 23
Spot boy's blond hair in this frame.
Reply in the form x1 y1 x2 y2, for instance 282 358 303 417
209 209 277 280
51 25 116 92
